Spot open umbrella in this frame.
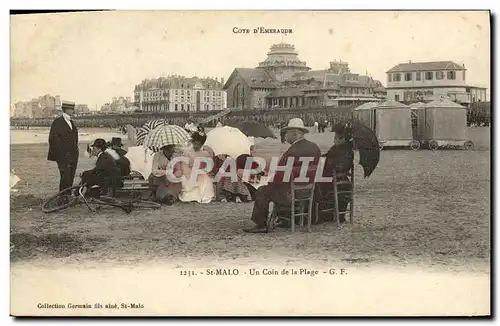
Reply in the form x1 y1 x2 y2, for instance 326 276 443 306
136 119 168 146
230 121 276 139
204 126 252 157
331 119 380 178
142 124 191 152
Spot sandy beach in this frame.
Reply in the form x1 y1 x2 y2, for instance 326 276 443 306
10 127 491 316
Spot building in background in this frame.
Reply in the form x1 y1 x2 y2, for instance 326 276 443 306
385 61 487 107
75 104 90 114
100 96 135 113
133 75 226 112
224 43 386 110
12 94 90 118
224 68 279 110
13 94 61 118
256 43 311 82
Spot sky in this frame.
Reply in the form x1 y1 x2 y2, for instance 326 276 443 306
10 10 490 110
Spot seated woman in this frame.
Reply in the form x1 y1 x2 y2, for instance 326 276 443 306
214 154 252 203
107 137 131 177
316 123 354 224
178 131 215 204
81 138 122 197
148 145 182 205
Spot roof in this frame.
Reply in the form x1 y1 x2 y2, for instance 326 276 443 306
224 68 278 89
387 61 466 73
426 99 466 109
293 71 385 89
409 102 427 108
377 100 410 109
354 102 380 111
265 88 304 98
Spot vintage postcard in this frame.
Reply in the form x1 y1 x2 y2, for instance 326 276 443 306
9 10 490 316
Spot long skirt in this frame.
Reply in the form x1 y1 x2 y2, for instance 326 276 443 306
218 176 251 201
148 174 182 204
179 174 215 204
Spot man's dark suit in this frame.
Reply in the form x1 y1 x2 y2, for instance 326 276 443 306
250 138 322 227
81 151 121 195
47 116 79 192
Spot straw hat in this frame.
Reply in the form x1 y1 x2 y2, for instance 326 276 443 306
61 101 76 112
281 118 309 133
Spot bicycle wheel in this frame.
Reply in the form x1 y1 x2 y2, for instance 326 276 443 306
42 185 80 213
95 196 160 211
130 199 161 209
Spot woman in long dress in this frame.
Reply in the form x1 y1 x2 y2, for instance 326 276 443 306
178 131 215 204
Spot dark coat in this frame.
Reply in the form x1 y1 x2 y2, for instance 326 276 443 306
271 138 322 185
47 116 79 162
323 143 354 180
113 148 131 177
81 152 121 189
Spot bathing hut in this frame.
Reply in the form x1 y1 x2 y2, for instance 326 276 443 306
422 99 473 150
375 100 415 149
353 102 379 130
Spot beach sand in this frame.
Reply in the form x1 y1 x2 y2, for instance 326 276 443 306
10 127 491 316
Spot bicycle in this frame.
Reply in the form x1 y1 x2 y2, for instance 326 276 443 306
42 183 161 214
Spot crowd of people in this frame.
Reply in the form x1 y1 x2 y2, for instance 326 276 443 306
47 101 355 233
15 108 353 130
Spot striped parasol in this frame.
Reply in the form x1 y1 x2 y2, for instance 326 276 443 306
142 124 191 152
136 119 168 146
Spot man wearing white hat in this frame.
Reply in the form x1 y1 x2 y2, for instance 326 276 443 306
243 118 321 233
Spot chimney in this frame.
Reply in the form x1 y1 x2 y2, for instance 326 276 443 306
409 60 412 63
221 77 225 85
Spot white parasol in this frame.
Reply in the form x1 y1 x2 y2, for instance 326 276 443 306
204 126 252 157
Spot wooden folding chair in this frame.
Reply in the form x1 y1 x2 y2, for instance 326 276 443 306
314 164 354 226
269 180 316 233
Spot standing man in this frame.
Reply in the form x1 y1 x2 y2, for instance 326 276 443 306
47 101 79 194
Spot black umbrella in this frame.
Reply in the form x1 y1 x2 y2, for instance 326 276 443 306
230 121 277 139
331 119 380 178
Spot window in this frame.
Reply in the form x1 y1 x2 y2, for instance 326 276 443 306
175 90 178 95
436 71 444 80
187 90 190 95
181 90 184 95
425 72 433 80
393 73 401 82
416 72 421 81
181 104 184 111
218 92 221 96
175 104 178 111
447 71 456 80
187 104 190 111
388 74 392 82
395 94 400 101
405 73 412 81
